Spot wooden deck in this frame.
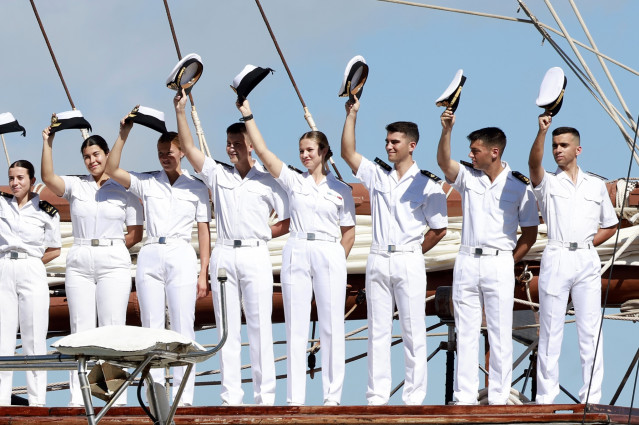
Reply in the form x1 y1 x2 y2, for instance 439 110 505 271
0 404 638 424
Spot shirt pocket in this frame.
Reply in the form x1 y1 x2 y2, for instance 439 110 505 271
494 190 519 213
582 191 603 222
100 189 127 220
20 216 45 245
173 189 199 217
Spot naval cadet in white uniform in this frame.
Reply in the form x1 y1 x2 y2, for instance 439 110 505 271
529 117 617 404
341 96 448 406
41 128 143 407
105 119 211 406
437 108 539 405
0 160 61 406
174 90 290 406
237 99 355 406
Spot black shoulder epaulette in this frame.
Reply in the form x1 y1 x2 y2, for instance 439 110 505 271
374 157 392 172
215 160 233 170
335 176 353 190
586 171 607 181
39 200 58 217
288 165 303 174
421 169 442 182
0 191 12 199
511 171 531 185
460 160 474 169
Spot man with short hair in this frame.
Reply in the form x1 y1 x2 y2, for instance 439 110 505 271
528 115 617 404
174 89 290 406
437 107 539 405
341 96 448 405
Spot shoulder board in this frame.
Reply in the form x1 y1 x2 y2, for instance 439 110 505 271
288 165 303 174
142 170 161 175
39 200 58 217
191 174 205 184
0 191 12 199
586 171 607 181
460 160 474 169
335 176 353 190
420 169 442 182
548 171 556 176
215 160 234 170
511 171 530 185
374 157 392 172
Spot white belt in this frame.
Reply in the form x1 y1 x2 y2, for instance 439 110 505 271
548 240 592 250
460 245 511 256
0 251 29 260
216 239 263 248
370 243 420 254
144 237 186 245
290 231 337 243
74 238 125 247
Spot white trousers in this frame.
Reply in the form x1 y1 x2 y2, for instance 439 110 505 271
210 243 275 405
281 238 346 405
65 243 132 406
0 257 49 406
136 242 198 406
536 246 603 404
452 251 515 405
365 250 427 406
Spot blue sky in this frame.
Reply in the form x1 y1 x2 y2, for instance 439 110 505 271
2 0 638 407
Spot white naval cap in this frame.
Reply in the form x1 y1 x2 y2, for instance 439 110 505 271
230 64 274 102
0 112 26 137
338 55 369 101
49 110 92 134
536 66 566 116
435 69 466 113
166 53 204 95
125 105 167 134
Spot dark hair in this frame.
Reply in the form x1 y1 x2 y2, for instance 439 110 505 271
385 121 419 144
80 135 110 156
467 127 507 155
552 127 580 145
226 122 247 135
299 131 332 161
9 160 35 180
158 131 180 149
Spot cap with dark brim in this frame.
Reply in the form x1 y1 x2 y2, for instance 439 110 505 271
125 105 167 134
0 112 26 137
338 55 369 101
536 67 567 116
49 110 92 134
436 69 466 113
230 65 274 103
166 53 204 95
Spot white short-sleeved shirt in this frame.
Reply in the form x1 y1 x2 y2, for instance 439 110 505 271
450 161 539 250
129 169 210 242
0 193 61 257
356 157 448 247
61 175 143 240
533 167 618 243
199 157 289 241
276 165 355 239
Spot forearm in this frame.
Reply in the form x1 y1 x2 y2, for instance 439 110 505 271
513 226 538 262
41 138 65 196
340 226 355 258
341 112 362 173
42 247 61 264
124 225 143 249
105 134 131 189
593 225 617 247
528 130 546 187
436 130 459 182
176 104 205 172
270 218 290 239
244 118 283 178
197 222 211 274
422 227 446 254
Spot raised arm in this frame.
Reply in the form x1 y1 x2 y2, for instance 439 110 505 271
174 89 206 173
436 108 460 183
105 118 133 189
40 127 66 197
528 114 551 187
341 97 363 174
237 100 283 179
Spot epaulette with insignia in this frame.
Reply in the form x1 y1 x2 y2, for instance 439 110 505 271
421 169 442 182
0 191 12 199
511 171 530 185
215 160 233 170
39 200 58 217
460 160 474 169
586 171 607 181
288 165 303 174
374 157 392 172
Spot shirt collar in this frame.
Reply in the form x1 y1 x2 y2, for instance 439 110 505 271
392 161 419 183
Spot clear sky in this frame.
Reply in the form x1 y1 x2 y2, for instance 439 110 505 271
2 0 638 408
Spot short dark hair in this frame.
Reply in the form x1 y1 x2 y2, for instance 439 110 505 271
385 121 419 144
467 127 507 155
552 127 580 145
80 135 109 155
226 122 247 135
158 131 180 149
9 160 35 180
